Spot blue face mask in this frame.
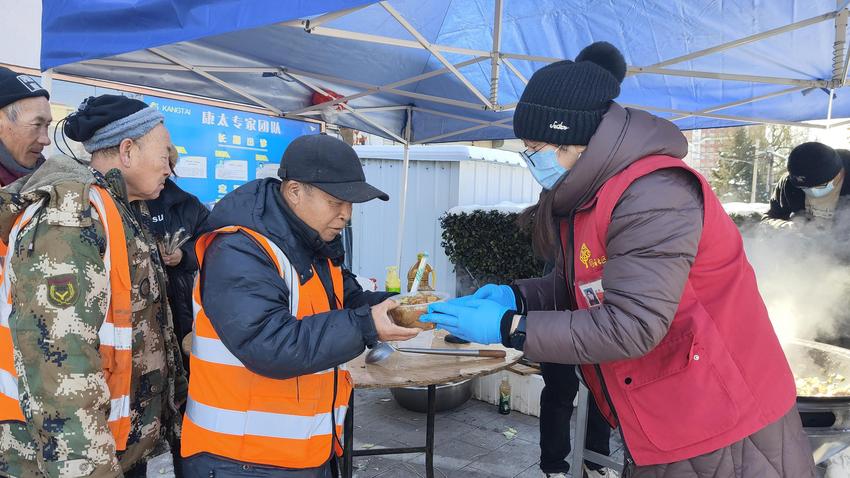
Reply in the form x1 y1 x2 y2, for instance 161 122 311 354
521 147 568 190
802 179 836 198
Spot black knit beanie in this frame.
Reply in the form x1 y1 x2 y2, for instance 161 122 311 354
787 142 842 188
0 67 49 110
513 41 627 146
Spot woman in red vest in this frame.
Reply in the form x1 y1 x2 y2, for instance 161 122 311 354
422 42 814 477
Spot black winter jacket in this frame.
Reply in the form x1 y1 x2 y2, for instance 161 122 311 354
199 178 390 380
146 179 210 342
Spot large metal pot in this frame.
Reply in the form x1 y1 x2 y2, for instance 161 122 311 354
783 338 850 464
390 379 473 413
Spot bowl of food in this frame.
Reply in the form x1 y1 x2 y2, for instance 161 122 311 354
388 291 448 330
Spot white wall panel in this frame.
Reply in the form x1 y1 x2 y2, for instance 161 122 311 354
351 147 539 295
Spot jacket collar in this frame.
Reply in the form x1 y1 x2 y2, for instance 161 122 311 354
552 103 689 216
0 139 44 181
206 178 343 284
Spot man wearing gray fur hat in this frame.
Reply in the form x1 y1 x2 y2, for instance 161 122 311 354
0 66 51 186
0 94 186 477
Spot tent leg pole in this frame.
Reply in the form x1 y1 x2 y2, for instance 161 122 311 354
827 88 836 129
395 108 413 275
750 155 759 203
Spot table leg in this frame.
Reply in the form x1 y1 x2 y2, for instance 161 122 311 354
343 394 354 478
572 384 589 475
425 384 436 478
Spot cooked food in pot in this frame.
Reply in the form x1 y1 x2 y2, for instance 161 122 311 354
795 373 850 397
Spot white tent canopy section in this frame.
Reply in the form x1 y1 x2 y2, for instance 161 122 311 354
38 0 850 270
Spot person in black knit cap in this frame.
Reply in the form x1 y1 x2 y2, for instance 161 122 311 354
764 141 850 225
0 66 51 186
422 39 815 478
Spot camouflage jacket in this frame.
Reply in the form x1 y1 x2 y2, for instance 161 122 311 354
0 154 187 478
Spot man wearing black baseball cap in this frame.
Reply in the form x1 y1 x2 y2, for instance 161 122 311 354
765 141 850 226
182 134 417 477
0 66 51 186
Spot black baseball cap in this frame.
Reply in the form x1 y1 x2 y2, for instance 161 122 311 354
787 142 842 188
278 134 389 203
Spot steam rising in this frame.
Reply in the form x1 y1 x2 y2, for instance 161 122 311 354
740 214 850 344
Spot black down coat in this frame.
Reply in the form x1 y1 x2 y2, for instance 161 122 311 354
146 179 210 345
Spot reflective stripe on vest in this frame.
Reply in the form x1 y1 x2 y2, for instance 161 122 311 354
0 187 134 451
0 200 46 422
182 226 351 469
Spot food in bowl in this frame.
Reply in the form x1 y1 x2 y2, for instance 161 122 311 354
388 292 446 330
795 373 850 397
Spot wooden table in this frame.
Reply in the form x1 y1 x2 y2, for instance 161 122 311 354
342 331 523 478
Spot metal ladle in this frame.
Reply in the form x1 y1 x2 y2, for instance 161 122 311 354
365 342 506 364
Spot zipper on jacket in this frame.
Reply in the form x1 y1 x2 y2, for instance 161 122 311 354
296 376 301 401
593 364 634 468
567 210 634 469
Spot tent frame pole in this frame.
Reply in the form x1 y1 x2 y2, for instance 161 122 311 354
299 4 371 32
642 11 839 70
668 86 805 121
489 0 503 107
380 1 493 108
833 4 848 84
287 57 489 115
411 107 513 129
303 25 490 57
148 48 285 115
501 58 528 85
396 107 413 272
628 66 827 88
621 103 828 129
413 118 513 144
282 71 407 143
282 66 486 110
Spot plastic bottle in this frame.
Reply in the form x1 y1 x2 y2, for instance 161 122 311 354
498 377 511 415
407 253 436 292
385 266 401 294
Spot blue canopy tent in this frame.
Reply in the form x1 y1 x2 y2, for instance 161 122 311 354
40 0 850 267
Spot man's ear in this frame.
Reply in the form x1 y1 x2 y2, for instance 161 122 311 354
118 138 134 167
281 181 302 206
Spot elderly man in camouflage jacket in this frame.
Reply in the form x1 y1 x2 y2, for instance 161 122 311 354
0 95 186 478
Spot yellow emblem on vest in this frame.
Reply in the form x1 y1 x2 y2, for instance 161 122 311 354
47 274 79 308
579 243 592 268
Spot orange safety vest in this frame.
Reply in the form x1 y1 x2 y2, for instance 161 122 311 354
182 226 352 469
0 186 135 451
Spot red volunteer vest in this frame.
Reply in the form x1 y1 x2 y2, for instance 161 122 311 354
566 155 796 465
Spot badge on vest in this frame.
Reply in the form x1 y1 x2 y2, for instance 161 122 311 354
578 243 607 269
47 274 79 308
578 279 604 307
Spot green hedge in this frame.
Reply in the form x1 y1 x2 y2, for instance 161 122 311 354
440 210 544 295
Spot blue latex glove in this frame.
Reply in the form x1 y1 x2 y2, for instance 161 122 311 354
471 284 516 309
445 284 516 309
420 299 508 345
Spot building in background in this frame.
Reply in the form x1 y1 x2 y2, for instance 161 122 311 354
684 128 735 178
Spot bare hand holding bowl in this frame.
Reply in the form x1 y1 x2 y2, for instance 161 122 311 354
388 292 448 330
